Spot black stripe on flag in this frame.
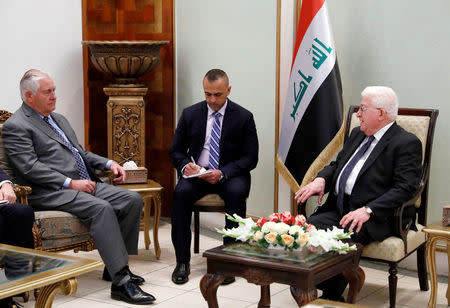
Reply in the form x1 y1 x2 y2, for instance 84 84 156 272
284 61 343 184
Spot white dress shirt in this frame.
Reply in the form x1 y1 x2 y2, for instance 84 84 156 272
335 122 394 196
197 101 227 168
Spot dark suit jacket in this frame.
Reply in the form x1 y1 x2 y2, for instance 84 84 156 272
316 122 422 241
169 100 258 180
0 168 10 182
2 103 108 207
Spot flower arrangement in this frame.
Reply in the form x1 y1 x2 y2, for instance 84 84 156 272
216 211 356 254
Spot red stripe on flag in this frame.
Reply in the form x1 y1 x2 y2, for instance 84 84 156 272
291 0 326 70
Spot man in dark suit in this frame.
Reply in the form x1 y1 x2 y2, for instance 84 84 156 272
295 86 422 300
2 69 155 304
169 69 259 284
0 167 35 307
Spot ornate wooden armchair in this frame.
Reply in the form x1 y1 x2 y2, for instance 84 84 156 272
0 110 95 253
299 106 438 308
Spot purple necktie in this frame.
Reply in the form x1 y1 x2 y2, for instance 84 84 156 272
208 112 222 170
336 135 375 214
43 116 91 180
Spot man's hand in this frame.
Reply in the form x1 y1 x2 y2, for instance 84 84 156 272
183 162 201 176
69 179 96 194
294 177 326 204
110 162 126 183
198 169 221 184
0 182 16 203
340 207 370 233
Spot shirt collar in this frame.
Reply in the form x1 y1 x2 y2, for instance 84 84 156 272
373 121 394 141
207 99 228 117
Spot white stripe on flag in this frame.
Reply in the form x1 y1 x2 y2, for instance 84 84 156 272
278 3 337 162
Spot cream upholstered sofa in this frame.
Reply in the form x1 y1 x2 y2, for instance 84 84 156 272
0 110 94 252
299 106 438 308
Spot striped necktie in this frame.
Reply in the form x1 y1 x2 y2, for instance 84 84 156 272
208 112 222 170
336 135 375 215
43 116 91 180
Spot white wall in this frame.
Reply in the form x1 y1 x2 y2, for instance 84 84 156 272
175 0 277 217
0 1 84 144
326 0 450 224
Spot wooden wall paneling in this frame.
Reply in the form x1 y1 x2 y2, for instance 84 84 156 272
82 0 174 217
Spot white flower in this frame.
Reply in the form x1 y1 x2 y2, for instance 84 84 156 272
281 234 294 247
288 225 302 236
253 230 264 241
273 222 290 235
296 232 309 246
261 221 277 233
264 232 278 244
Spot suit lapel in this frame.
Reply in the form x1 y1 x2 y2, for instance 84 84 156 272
332 131 366 184
355 122 399 182
198 102 208 147
22 103 67 147
220 100 233 146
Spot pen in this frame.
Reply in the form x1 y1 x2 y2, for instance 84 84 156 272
190 156 196 165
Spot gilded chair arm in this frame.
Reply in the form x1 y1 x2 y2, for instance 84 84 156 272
394 164 428 254
13 184 32 205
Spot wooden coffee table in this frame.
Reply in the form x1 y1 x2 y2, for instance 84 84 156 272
0 244 103 308
200 244 364 308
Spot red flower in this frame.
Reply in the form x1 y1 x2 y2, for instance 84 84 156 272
268 213 280 222
256 217 268 228
295 214 307 226
306 224 316 231
280 211 294 225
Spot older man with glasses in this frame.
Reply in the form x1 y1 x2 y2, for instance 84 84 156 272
295 86 422 301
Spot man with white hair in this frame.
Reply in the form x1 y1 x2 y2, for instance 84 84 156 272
295 86 422 301
2 69 156 305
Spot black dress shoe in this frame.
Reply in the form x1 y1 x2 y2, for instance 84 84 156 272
111 280 155 305
0 297 23 308
221 276 235 285
172 262 190 284
103 266 145 285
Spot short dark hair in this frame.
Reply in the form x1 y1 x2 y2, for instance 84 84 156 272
204 69 229 85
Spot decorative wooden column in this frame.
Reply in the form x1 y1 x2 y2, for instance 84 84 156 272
82 40 168 168
104 87 148 165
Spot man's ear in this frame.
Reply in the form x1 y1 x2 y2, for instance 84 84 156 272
24 90 33 103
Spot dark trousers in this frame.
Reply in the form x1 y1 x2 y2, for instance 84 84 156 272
0 203 35 248
307 208 373 300
171 175 250 263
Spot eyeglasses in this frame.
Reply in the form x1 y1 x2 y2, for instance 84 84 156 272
359 106 381 113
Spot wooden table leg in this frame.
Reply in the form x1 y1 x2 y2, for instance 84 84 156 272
258 285 271 308
290 286 317 306
343 266 365 303
153 193 161 259
426 236 438 308
200 273 225 308
143 196 151 250
35 278 77 308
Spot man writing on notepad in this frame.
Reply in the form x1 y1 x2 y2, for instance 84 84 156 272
169 69 259 285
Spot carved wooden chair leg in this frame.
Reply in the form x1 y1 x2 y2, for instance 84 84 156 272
388 262 398 308
416 245 429 291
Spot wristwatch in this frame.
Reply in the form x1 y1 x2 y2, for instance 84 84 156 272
364 206 373 215
219 171 225 183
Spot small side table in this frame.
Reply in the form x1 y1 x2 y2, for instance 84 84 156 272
119 180 163 259
423 221 450 308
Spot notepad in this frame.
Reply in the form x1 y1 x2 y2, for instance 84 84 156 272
182 167 212 179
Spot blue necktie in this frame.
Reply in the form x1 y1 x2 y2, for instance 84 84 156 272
208 112 222 170
336 135 375 214
43 117 91 180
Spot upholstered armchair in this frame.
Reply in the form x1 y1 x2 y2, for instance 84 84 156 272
298 106 438 308
0 110 95 252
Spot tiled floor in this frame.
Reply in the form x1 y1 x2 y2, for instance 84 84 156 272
15 217 449 307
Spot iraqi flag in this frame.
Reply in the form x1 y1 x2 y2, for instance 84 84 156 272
277 0 344 191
